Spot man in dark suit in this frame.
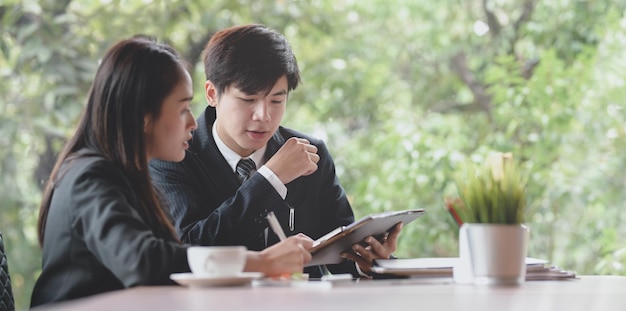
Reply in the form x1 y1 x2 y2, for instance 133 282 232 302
149 24 402 278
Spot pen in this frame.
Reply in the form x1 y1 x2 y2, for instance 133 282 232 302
266 211 287 241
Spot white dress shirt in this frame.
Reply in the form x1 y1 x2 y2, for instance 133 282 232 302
212 123 287 199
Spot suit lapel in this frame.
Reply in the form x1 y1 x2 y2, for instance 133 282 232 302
191 108 241 193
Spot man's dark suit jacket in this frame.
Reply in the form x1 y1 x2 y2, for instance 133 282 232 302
31 150 189 308
149 107 357 276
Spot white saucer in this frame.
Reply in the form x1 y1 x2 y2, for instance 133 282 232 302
170 272 264 287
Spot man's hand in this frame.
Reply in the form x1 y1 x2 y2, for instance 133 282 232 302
341 222 403 274
265 137 320 184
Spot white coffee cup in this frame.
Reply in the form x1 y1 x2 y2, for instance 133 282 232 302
187 246 247 277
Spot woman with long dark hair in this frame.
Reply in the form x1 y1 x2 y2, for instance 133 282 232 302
31 36 312 307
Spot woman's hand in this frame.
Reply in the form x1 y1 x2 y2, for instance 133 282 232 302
244 233 313 277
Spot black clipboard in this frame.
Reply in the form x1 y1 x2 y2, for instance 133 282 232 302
305 208 426 266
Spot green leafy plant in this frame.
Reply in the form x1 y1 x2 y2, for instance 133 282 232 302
453 153 528 224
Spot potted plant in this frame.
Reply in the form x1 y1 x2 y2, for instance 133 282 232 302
450 152 530 286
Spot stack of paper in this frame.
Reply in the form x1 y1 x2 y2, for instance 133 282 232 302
372 257 576 280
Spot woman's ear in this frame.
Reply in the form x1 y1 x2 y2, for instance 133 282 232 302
205 80 218 107
143 113 153 134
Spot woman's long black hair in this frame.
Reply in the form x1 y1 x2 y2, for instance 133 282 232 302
37 36 186 246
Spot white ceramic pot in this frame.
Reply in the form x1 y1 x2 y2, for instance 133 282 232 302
462 223 530 286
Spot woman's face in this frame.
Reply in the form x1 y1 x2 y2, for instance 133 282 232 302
144 69 197 162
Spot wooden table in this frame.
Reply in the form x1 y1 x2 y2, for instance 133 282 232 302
33 275 626 311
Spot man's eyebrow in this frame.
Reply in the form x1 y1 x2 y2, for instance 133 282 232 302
179 96 194 102
270 89 287 96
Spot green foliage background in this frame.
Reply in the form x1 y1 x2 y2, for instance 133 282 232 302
1 0 626 309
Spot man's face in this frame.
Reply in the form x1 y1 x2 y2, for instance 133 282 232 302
206 75 288 157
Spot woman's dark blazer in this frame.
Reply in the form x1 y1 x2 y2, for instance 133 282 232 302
31 150 189 308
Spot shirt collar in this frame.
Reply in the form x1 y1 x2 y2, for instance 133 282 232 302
212 122 266 172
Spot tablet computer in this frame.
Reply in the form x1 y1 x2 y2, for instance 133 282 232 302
305 208 426 266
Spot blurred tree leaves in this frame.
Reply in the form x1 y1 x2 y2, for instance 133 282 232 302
1 0 626 309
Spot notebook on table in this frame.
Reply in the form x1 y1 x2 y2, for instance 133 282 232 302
371 257 577 280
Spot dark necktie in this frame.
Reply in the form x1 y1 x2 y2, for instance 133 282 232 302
236 158 256 183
